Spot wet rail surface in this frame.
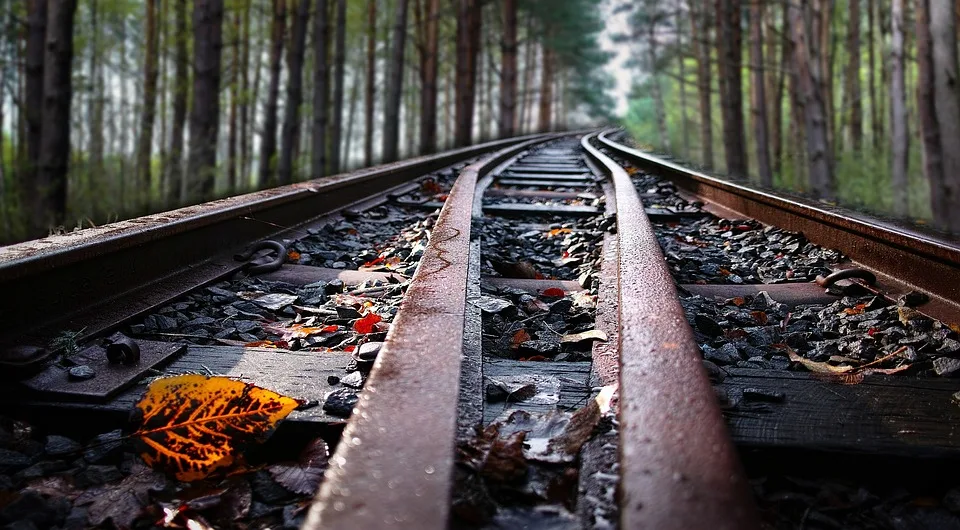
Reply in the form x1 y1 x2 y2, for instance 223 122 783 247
4 129 960 529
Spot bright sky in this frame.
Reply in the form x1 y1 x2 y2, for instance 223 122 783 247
599 0 635 117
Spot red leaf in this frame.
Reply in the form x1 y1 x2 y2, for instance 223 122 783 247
511 329 531 350
353 313 383 334
344 345 356 353
541 287 565 298
363 256 385 267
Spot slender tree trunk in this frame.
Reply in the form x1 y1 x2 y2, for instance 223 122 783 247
419 0 440 153
187 0 225 200
88 0 104 195
238 0 252 189
454 0 481 147
689 0 713 168
750 0 772 185
868 0 879 150
277 0 310 184
538 45 554 132
24 0 46 185
33 0 78 234
916 0 943 221
930 0 960 231
168 0 189 204
344 68 360 167
259 0 287 186
518 18 535 134
137 0 160 203
500 0 517 138
791 1 833 199
382 0 409 162
716 0 748 177
364 0 375 166
646 19 670 152
772 1 788 176
890 0 908 216
478 44 488 142
329 0 346 173
226 7 240 192
675 2 690 157
847 0 863 153
312 0 329 178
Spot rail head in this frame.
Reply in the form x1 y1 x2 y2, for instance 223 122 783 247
303 135 558 530
582 132 760 530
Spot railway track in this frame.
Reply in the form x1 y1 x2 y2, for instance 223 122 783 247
2 130 960 529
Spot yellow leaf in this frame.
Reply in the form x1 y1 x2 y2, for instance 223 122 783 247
787 347 854 374
133 375 300 481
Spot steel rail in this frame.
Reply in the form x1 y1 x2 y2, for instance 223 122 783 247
0 135 549 351
303 135 559 530
582 132 760 530
596 131 960 323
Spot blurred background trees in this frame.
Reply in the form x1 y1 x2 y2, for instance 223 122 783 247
0 0 613 243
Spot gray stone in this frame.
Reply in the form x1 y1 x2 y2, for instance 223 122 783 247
75 464 123 487
254 293 299 311
67 365 96 381
340 372 364 389
476 296 513 314
356 342 382 361
44 435 80 456
935 357 960 376
323 389 359 417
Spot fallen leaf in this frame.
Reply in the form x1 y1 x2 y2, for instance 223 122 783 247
843 303 867 316
287 250 301 262
458 424 528 484
547 228 572 237
75 461 167 530
560 330 608 344
541 287 565 298
510 329 531 350
353 313 383 334
950 323 960 334
750 311 768 325
787 347 854 374
243 340 287 349
730 297 746 307
24 476 81 501
133 375 301 481
268 438 329 495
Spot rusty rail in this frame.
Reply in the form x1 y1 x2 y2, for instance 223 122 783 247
596 131 960 324
582 132 760 529
303 136 557 529
0 135 549 351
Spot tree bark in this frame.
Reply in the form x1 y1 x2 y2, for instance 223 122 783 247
868 0 879 150
344 68 360 168
916 0 943 222
277 0 310 185
187 0 224 200
500 0 517 138
226 6 240 192
750 0 772 185
538 45 554 133
311 0 329 178
772 1 789 176
33 0 78 234
259 0 287 186
847 0 863 152
518 17 535 134
329 0 346 173
676 2 690 157
645 11 670 152
689 0 713 168
364 0 375 166
238 0 252 189
716 0 747 177
382 0 409 162
930 0 960 231
890 0 908 216
137 0 160 201
454 0 481 147
168 0 189 204
417 0 440 154
24 0 46 183
791 1 833 199
88 0 105 196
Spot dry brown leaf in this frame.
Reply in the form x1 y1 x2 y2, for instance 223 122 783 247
560 330 608 344
787 348 854 374
75 461 167 530
268 438 329 495
24 476 81 501
510 329 532 350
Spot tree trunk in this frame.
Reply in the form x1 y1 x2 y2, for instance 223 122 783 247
716 0 748 177
329 0 346 173
916 0 943 222
88 0 104 196
791 2 833 199
344 68 360 168
24 0 46 184
676 2 690 157
454 0 481 147
33 0 78 235
518 17 535 134
226 6 240 192
847 0 863 152
868 0 879 150
311 0 329 178
382 0 409 163
646 16 670 152
238 0 252 189
750 0 772 185
689 0 713 168
168 0 189 205
890 0 908 216
259 0 287 186
137 0 160 203
277 0 310 185
500 0 517 138
419 0 440 154
930 0 960 231
187 0 224 200
772 1 789 176
538 45 554 132
364 0 375 166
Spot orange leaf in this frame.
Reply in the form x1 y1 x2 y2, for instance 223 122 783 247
244 340 286 349
719 268 732 276
541 287 565 298
287 250 301 262
344 345 356 353
844 303 868 315
750 311 768 325
133 375 301 481
511 329 531 349
547 228 572 237
363 256 385 267
353 313 383 334
730 297 746 307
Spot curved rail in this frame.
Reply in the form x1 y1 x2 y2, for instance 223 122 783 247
596 131 960 323
581 132 760 530
0 134 550 351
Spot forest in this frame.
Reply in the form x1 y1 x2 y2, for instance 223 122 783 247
0 0 612 243
620 0 960 234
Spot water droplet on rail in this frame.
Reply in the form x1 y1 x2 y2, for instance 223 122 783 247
424 465 435 475
334 501 345 512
